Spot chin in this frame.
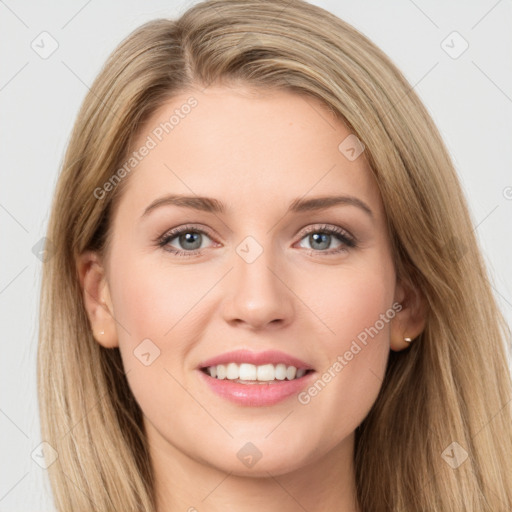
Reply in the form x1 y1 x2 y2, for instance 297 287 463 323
200 443 315 478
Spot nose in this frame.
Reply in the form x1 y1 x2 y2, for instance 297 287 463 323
221 247 295 331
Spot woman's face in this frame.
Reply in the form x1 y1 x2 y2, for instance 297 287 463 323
95 85 403 476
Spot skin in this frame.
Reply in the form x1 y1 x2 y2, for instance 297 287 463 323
79 84 425 512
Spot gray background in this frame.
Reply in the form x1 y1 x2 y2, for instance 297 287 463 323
1 0 511 510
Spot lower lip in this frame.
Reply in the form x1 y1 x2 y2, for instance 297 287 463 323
197 369 316 406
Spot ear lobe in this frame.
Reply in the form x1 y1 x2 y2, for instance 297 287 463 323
390 279 427 352
77 251 118 348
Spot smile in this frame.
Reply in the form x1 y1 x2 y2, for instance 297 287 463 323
201 363 310 382
197 349 316 406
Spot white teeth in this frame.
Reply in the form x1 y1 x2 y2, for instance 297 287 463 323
286 366 297 380
204 363 310 381
275 363 287 380
216 364 227 379
239 363 257 380
226 362 238 379
257 364 275 381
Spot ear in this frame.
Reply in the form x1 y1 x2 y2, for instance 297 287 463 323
390 278 426 351
77 250 118 348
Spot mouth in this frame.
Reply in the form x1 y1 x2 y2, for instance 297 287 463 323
197 349 316 406
200 363 314 384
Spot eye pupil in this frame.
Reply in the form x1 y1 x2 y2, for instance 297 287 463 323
179 232 202 250
310 233 330 250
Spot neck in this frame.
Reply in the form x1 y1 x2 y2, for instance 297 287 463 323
150 429 360 512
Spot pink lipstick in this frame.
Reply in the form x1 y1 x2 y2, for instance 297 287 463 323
197 349 316 406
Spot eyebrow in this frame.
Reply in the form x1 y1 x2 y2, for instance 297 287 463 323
141 194 373 218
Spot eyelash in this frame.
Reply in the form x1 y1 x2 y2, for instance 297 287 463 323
156 223 357 258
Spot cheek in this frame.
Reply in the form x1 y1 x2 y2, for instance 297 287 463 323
107 260 201 428
107 254 215 409
300 255 395 352
294 257 394 426
109 255 202 348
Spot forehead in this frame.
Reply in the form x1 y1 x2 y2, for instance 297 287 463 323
117 85 381 218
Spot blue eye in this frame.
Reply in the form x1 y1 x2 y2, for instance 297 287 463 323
157 223 356 257
296 225 356 254
157 225 214 257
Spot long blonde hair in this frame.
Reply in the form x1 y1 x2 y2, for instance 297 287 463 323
37 0 512 510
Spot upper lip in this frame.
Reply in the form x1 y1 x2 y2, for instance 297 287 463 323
198 349 314 370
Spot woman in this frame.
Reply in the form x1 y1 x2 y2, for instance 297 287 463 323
37 0 512 510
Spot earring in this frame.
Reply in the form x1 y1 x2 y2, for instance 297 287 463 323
97 330 105 336
404 336 413 343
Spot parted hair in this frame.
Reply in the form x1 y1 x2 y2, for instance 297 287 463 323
37 1 512 510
